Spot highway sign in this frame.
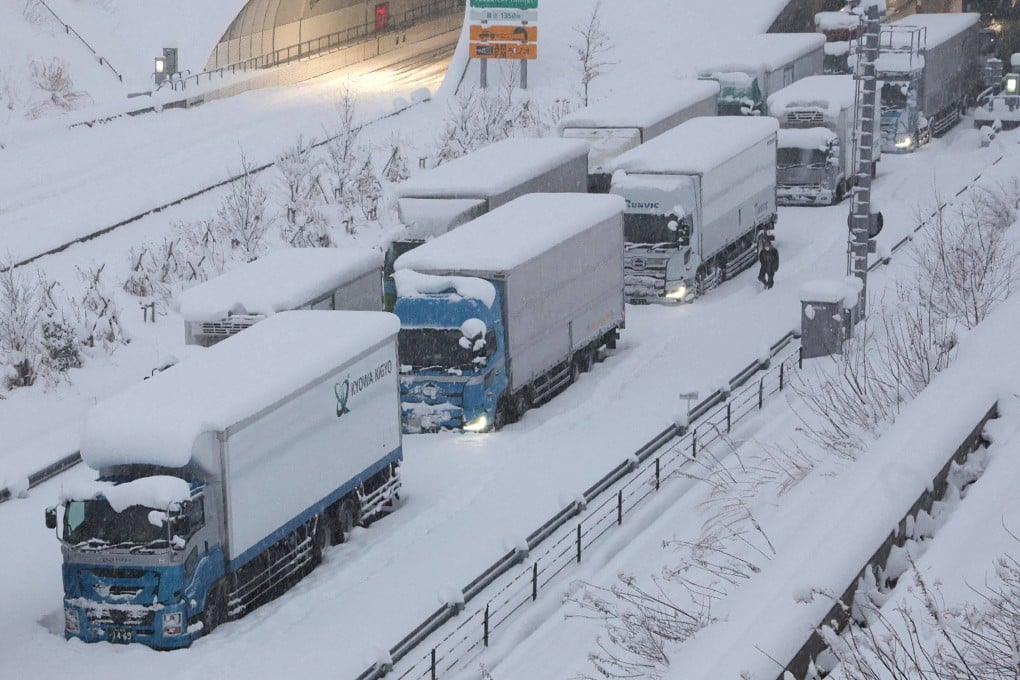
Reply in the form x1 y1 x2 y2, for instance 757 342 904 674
470 24 537 42
469 9 538 22
469 0 537 8
470 42 538 60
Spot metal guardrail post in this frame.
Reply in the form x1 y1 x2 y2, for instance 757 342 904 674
576 524 582 563
430 648 437 679
617 490 623 525
532 562 538 601
655 458 661 491
692 429 698 458
483 604 489 647
758 378 764 409
727 402 732 433
780 362 785 391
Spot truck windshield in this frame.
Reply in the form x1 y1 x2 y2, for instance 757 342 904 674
778 147 829 170
880 81 909 112
399 328 485 371
624 214 688 247
63 500 169 549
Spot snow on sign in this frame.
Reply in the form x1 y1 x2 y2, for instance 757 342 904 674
469 0 538 8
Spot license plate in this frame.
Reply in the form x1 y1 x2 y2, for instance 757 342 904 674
109 628 132 644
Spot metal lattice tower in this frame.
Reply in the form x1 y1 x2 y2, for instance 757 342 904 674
848 3 881 323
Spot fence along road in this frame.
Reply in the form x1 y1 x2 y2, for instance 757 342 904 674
356 335 801 680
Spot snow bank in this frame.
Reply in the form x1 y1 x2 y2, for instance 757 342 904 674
178 248 382 322
697 33 826 77
610 117 778 176
81 311 399 470
392 270 496 308
665 284 1020 680
777 127 837 151
768 75 857 117
556 80 720 132
395 138 589 199
61 475 191 512
394 193 625 274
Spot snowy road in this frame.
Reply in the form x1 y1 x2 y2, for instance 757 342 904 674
1 120 1016 679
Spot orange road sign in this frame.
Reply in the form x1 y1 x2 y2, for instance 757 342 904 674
470 42 538 60
470 24 537 42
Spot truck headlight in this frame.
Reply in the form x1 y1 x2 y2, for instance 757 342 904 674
462 415 488 432
64 607 80 634
162 611 183 636
665 284 688 300
895 134 913 149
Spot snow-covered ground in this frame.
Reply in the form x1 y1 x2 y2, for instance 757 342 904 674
2 0 1018 678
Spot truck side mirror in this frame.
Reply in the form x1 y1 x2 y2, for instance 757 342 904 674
45 507 57 530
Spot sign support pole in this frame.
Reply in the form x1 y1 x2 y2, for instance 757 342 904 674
480 57 488 89
521 59 527 89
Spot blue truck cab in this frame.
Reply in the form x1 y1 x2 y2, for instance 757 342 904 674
394 275 506 432
53 476 224 648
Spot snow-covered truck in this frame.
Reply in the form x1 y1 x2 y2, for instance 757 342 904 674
877 12 982 152
46 311 402 649
697 33 826 115
768 74 881 206
179 247 383 346
556 80 720 192
393 193 625 433
815 11 863 74
609 116 779 303
386 137 589 306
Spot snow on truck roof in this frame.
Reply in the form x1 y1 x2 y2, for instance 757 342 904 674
610 117 778 176
777 127 838 150
886 12 979 49
394 193 624 275
178 247 382 322
81 311 400 470
697 33 825 76
556 80 719 131
768 75 856 116
394 138 589 199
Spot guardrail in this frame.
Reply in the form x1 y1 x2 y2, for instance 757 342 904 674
32 0 123 82
163 0 462 92
355 333 802 679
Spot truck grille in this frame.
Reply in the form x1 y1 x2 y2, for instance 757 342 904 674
85 607 156 627
197 315 263 340
786 110 825 127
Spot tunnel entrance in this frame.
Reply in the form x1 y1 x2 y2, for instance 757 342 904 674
206 0 462 71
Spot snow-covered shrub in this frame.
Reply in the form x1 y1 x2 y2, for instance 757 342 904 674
433 86 536 165
913 182 1020 329
353 155 383 217
73 265 126 351
0 261 44 389
218 151 271 262
276 135 331 247
382 136 410 184
123 220 230 303
326 86 361 205
26 58 88 118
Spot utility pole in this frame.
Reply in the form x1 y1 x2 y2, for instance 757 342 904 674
848 3 881 325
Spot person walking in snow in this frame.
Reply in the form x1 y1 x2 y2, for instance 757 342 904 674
758 237 779 290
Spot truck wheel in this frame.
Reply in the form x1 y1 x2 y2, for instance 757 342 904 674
512 391 530 421
312 515 329 565
492 398 510 431
336 501 357 544
202 582 226 635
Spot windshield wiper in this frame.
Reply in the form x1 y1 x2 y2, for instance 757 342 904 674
129 539 170 554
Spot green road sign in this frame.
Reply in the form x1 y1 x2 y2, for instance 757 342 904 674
469 0 538 9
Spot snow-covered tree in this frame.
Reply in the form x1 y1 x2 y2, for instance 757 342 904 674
326 85 361 204
276 135 330 247
570 0 615 107
382 136 410 184
0 261 44 388
218 150 271 262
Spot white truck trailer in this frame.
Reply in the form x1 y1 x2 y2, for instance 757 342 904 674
768 74 881 205
179 247 382 346
557 80 720 192
47 311 403 648
697 33 826 115
393 193 625 432
609 116 779 303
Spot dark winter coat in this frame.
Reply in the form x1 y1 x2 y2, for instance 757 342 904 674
759 247 779 275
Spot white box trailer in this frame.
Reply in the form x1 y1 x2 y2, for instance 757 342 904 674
62 312 402 647
768 74 882 205
394 137 589 233
697 33 826 115
557 80 720 192
179 248 382 346
610 116 778 302
392 194 625 431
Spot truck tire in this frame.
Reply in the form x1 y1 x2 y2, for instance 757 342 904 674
492 397 511 431
311 515 330 565
202 582 226 635
511 391 530 421
336 501 357 544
